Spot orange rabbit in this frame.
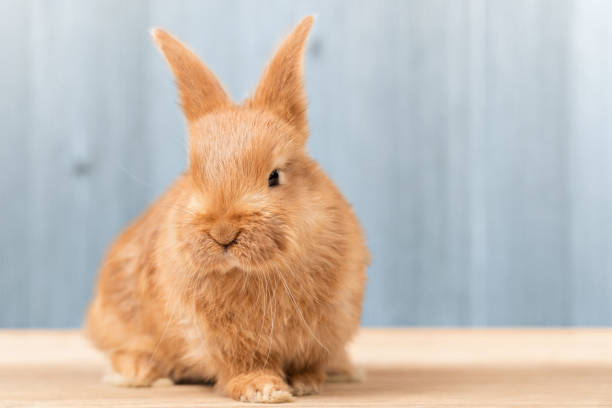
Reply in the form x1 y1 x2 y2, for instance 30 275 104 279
86 16 369 403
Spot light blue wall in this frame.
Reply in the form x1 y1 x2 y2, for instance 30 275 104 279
2 0 612 327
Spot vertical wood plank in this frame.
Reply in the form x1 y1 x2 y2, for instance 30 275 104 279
0 0 31 327
467 0 488 326
25 0 96 326
568 0 612 325
483 0 571 325
23 0 151 327
386 0 474 325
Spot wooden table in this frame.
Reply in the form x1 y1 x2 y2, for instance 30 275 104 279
1 329 612 407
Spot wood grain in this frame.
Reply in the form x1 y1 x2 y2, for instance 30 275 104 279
1 329 612 407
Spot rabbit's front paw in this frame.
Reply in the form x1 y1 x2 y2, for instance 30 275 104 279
289 370 324 396
106 350 162 387
225 371 293 403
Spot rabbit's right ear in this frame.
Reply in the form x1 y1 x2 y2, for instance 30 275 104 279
152 29 230 121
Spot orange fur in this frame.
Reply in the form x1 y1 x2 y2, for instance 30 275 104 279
85 16 369 403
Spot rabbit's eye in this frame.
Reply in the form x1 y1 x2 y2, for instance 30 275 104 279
268 169 280 187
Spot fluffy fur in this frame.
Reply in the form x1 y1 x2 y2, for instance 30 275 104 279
86 16 369 403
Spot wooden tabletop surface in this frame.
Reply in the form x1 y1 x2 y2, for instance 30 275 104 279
2 329 612 407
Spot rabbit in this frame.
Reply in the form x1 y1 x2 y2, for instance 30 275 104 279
85 16 369 403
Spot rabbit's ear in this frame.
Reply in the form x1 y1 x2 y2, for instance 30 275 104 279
152 29 230 121
250 16 314 139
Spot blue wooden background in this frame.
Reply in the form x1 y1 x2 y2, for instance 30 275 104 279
2 0 612 327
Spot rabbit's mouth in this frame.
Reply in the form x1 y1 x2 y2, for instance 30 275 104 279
219 239 280 271
202 229 285 273
208 250 241 273
204 247 276 275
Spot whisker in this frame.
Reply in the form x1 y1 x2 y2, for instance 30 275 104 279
255 272 268 351
263 273 276 369
275 262 329 354
115 160 155 188
155 201 201 218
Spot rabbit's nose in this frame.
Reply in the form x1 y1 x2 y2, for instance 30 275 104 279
209 222 240 247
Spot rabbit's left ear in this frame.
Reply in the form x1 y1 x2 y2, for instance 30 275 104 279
152 29 230 121
250 16 314 139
